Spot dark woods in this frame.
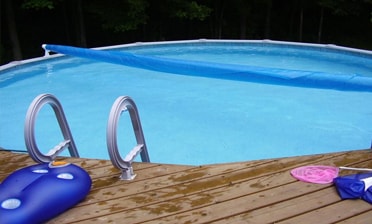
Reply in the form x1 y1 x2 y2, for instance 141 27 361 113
1 0 372 64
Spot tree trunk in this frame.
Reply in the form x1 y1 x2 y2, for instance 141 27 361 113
264 0 272 39
76 0 87 47
318 6 324 43
5 0 22 60
212 0 225 39
240 13 247 39
299 5 303 42
238 1 250 39
288 0 296 40
62 1 72 44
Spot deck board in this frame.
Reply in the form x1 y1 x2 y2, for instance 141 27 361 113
1 149 372 223
340 210 372 224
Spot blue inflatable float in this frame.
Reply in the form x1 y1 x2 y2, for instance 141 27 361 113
0 161 91 224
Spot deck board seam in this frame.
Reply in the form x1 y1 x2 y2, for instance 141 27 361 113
138 182 334 224
334 209 372 223
273 199 372 224
64 175 328 223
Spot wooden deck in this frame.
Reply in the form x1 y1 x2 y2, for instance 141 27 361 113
1 149 372 223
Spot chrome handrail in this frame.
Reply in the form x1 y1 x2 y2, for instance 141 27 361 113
24 94 79 163
107 96 150 180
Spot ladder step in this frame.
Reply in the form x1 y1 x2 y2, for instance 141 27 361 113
124 144 144 163
46 140 71 157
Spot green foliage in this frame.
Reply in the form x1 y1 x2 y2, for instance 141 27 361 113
365 0 372 22
318 0 364 16
21 0 56 10
319 0 372 23
172 1 212 21
87 0 149 33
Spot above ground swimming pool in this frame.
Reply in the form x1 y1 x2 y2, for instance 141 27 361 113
1 39 372 165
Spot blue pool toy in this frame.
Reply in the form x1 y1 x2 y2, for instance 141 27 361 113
0 161 91 224
334 172 372 204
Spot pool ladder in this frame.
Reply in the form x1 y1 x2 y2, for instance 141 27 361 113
24 93 150 180
106 96 150 180
24 94 79 163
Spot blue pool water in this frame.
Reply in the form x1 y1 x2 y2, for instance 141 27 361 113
1 40 372 165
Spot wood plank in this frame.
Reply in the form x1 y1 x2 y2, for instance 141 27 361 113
48 161 271 223
339 210 372 224
54 150 371 223
128 180 329 224
0 151 34 174
1 149 372 224
275 200 372 224
211 187 342 224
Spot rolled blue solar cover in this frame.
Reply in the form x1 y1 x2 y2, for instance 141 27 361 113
43 44 372 91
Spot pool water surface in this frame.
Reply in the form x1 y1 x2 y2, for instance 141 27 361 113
1 40 372 165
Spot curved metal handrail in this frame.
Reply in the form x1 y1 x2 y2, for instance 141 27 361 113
24 94 79 163
107 96 150 180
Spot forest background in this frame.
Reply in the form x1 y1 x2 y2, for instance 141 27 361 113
1 0 372 65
